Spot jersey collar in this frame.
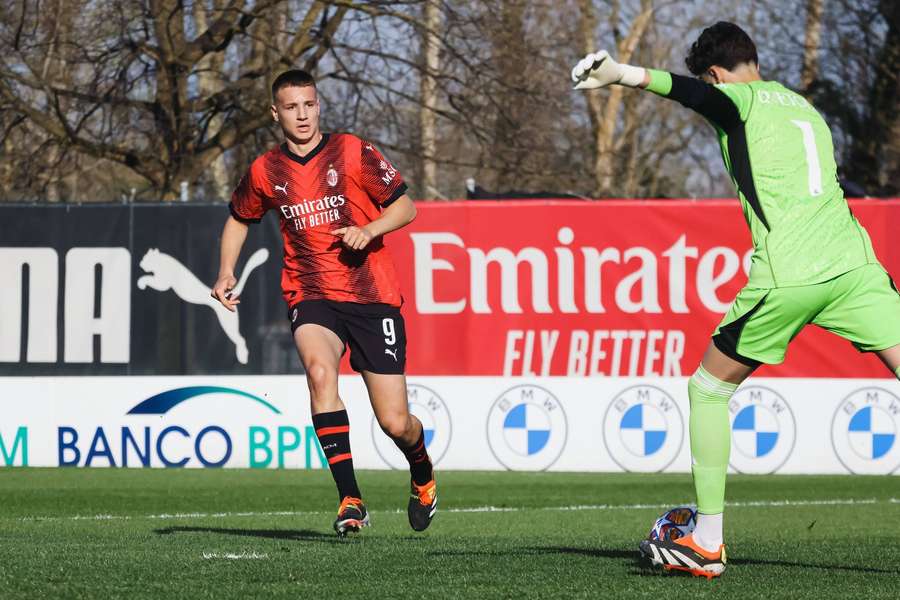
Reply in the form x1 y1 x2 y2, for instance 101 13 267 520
280 133 330 166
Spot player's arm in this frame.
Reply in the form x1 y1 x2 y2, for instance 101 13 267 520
333 194 416 251
212 162 267 311
571 51 742 132
211 216 249 312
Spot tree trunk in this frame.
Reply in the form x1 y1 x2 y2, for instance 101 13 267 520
487 0 529 192
801 0 824 91
580 0 654 198
42 0 66 202
419 0 441 200
845 1 900 194
194 0 230 202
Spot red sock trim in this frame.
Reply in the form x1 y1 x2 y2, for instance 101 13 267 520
328 452 353 465
316 425 350 437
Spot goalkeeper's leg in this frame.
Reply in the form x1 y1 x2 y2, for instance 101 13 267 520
640 344 753 578
688 343 755 553
680 284 812 555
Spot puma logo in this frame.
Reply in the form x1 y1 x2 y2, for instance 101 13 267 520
385 348 398 362
137 248 269 364
275 182 288 195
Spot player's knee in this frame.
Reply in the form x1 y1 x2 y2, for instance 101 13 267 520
305 362 337 397
377 413 411 440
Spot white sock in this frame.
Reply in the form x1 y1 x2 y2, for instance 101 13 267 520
693 512 723 552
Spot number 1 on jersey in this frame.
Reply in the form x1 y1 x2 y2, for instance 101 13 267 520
790 120 823 197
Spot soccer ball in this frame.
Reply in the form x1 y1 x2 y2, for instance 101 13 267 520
648 506 697 542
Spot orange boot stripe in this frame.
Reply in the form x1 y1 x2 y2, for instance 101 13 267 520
675 535 723 560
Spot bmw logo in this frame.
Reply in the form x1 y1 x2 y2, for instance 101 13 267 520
728 386 796 474
831 387 900 474
371 384 452 469
487 385 567 471
603 385 684 472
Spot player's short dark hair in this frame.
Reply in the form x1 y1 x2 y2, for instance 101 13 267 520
271 69 317 99
685 22 758 76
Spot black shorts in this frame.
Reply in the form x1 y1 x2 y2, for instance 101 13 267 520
289 299 406 374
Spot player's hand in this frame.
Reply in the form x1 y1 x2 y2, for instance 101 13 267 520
332 225 374 251
572 50 626 89
211 274 240 312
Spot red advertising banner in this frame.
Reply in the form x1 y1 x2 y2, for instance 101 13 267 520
379 199 899 378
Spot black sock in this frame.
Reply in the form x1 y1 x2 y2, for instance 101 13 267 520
313 410 362 501
398 427 433 486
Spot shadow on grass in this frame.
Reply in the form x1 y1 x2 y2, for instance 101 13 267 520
729 557 899 575
154 526 343 544
427 547 633 560
431 546 900 576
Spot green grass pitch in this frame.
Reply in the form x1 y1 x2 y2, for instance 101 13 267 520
1 469 898 599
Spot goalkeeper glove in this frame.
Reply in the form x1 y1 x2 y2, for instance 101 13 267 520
571 50 645 89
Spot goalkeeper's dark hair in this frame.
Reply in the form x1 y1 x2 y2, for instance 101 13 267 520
685 22 758 76
272 69 317 99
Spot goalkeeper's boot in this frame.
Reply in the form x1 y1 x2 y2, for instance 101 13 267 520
407 478 437 532
639 534 726 579
333 496 369 537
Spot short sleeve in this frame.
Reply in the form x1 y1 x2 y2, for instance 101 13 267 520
714 83 754 121
359 140 408 207
229 161 268 223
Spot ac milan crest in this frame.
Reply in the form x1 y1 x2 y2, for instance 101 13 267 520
326 165 339 187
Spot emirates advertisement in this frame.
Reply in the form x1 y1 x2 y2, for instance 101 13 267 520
392 200 899 378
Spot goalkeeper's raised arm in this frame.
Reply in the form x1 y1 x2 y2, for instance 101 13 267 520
571 23 762 134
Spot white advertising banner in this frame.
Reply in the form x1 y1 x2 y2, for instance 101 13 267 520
1 376 898 475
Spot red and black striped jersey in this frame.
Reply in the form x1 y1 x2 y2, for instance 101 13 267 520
230 133 407 306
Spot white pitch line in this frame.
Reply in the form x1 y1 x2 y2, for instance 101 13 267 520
201 552 268 560
476 498 880 513
724 498 879 508
10 497 885 523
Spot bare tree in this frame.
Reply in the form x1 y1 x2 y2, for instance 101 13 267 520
578 0 654 197
1 1 354 200
1 0 895 203
193 0 231 202
418 0 441 199
840 0 900 194
800 0 824 90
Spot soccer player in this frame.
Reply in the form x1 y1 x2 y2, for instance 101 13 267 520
572 22 900 577
211 69 437 536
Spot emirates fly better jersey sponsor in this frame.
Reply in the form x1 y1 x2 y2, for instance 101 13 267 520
230 133 408 306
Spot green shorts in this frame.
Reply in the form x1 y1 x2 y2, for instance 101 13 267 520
713 263 900 366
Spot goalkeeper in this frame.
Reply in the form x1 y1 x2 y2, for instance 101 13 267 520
572 21 900 578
